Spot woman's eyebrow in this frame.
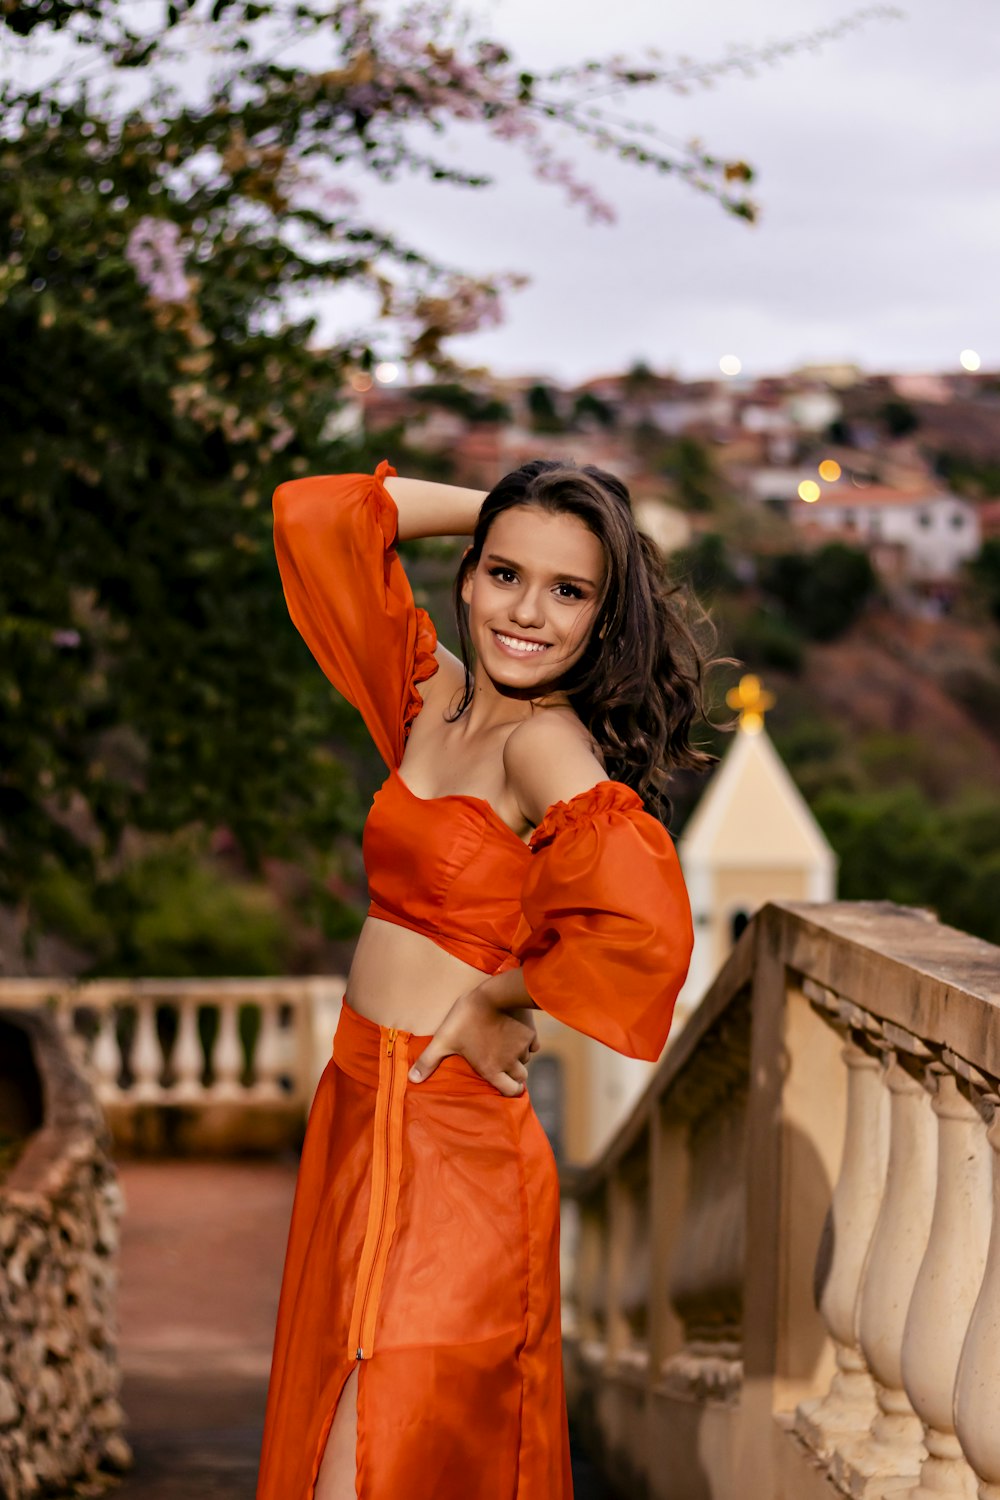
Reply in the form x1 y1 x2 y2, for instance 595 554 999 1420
485 552 597 588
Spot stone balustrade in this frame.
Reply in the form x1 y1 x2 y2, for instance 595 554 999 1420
0 976 346 1153
561 900 1000 1500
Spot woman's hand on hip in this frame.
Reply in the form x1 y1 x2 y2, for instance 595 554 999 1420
408 980 539 1097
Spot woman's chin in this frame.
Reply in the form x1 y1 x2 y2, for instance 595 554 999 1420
482 657 565 699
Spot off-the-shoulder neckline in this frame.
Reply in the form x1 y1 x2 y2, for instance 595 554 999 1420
390 766 533 848
389 767 642 850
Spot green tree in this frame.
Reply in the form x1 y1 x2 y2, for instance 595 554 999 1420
526 383 563 434
661 435 724 514
880 398 920 438
411 384 512 425
675 533 736 598
813 786 1000 946
759 543 877 641
624 360 656 392
572 391 616 430
934 451 1000 500
969 538 1000 624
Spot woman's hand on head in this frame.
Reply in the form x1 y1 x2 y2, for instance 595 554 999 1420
408 984 540 1097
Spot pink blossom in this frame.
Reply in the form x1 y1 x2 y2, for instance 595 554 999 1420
488 113 539 143
126 216 189 303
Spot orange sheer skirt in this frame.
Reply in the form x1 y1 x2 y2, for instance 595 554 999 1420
256 1000 572 1499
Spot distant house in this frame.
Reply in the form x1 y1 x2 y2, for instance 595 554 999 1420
791 485 981 581
747 467 811 506
785 388 842 432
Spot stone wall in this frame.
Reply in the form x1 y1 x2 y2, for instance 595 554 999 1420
0 1009 131 1499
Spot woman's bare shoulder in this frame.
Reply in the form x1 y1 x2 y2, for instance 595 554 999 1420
503 707 607 826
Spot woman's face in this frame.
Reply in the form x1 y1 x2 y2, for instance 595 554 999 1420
461 504 606 692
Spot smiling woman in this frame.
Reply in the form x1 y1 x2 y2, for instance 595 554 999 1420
466 507 604 674
261 459 711 1500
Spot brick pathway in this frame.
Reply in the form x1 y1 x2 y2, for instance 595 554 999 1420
113 1158 297 1499
110 1157 612 1499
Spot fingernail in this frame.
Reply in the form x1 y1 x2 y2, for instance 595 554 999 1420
408 1067 421 1083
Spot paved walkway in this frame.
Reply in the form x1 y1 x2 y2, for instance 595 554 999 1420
114 1158 297 1499
111 1158 612 1499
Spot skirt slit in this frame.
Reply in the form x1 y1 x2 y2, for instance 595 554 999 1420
306 1363 358 1500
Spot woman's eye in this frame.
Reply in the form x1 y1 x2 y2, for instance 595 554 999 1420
489 567 518 584
555 583 584 600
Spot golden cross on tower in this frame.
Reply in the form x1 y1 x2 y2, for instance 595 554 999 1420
725 673 776 736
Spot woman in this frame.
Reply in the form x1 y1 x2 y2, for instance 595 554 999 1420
258 458 708 1500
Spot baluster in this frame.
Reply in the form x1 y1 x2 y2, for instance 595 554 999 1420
833 1057 937 1496
131 995 164 1101
577 1200 609 1361
954 1111 1000 1500
91 1004 123 1103
212 996 244 1096
303 978 346 1098
614 1167 651 1366
899 1072 991 1500
665 1085 746 1379
272 997 301 1094
796 1041 888 1459
560 1198 582 1334
170 996 204 1100
251 997 285 1098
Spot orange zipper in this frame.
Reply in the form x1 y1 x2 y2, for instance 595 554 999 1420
347 1027 408 1360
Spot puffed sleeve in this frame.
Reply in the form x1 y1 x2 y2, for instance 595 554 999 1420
514 781 693 1060
272 460 438 770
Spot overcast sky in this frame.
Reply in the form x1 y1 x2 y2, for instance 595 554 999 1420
319 0 1000 383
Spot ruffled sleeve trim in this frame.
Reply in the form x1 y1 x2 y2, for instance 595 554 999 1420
403 605 439 741
529 780 644 852
371 459 400 548
369 460 440 740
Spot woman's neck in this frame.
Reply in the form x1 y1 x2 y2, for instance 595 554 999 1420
458 663 569 735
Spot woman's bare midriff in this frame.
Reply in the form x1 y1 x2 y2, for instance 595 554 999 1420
344 915 494 1034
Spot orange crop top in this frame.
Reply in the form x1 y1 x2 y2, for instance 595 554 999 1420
272 462 693 1061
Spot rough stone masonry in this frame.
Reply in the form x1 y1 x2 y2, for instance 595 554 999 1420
0 1009 131 1499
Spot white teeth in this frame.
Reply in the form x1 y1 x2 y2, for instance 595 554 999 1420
495 632 549 654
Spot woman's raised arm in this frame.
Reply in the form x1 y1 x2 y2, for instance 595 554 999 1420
382 475 487 541
272 463 442 769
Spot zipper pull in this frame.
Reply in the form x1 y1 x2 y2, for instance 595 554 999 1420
386 1028 398 1057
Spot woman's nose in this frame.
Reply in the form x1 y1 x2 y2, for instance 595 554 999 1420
509 590 545 628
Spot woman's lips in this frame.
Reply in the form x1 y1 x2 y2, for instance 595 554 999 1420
491 629 552 658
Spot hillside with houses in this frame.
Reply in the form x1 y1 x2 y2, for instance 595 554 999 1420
356 360 999 598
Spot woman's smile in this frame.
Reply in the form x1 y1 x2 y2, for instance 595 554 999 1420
491 629 552 658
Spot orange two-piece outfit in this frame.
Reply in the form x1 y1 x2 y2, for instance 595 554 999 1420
257 463 694 1500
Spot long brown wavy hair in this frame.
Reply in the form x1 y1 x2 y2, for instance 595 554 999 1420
451 459 716 822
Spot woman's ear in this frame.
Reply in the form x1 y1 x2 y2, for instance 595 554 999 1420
460 548 475 606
